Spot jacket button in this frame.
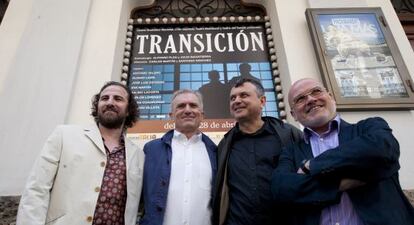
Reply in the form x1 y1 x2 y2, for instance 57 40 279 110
161 181 166 186
95 187 100 192
86 216 93 222
156 206 163 212
100 161 106 167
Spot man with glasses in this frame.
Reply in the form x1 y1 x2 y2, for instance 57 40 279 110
272 78 414 225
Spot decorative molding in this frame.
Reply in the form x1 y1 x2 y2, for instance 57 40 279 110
132 14 265 25
131 0 265 19
120 19 134 86
121 15 287 119
124 1 288 119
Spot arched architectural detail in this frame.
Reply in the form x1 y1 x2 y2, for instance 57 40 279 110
123 0 288 123
131 0 265 19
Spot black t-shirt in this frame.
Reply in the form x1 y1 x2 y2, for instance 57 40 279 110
226 120 283 225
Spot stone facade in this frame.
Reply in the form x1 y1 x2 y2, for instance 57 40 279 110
404 189 414 206
0 196 19 225
1 191 413 224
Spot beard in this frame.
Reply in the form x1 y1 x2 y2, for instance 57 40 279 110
97 106 127 129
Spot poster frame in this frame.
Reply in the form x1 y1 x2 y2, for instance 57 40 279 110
120 15 287 143
306 7 414 110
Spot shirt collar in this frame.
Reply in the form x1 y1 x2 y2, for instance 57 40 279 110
234 118 274 138
102 135 125 153
173 129 202 143
303 114 341 143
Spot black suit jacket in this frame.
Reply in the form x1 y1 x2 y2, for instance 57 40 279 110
271 117 414 225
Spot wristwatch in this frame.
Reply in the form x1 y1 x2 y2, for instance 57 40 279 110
300 159 310 174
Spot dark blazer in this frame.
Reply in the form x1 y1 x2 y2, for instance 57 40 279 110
140 130 217 225
272 117 414 225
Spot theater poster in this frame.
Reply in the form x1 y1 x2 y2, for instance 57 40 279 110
306 8 414 110
127 24 278 144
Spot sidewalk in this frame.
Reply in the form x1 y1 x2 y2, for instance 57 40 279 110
1 191 414 225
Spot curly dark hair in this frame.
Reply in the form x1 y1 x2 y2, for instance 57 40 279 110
91 81 139 128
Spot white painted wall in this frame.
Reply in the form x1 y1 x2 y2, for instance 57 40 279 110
0 0 160 195
66 0 129 125
0 0 92 195
0 0 412 195
66 0 156 123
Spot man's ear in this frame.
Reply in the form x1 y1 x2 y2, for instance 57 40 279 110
328 92 336 104
200 111 205 120
290 110 298 121
260 95 266 108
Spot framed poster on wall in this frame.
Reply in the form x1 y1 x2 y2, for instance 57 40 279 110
306 7 414 110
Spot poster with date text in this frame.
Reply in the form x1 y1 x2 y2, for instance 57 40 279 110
127 24 279 144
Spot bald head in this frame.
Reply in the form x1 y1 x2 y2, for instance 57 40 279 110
288 78 337 134
288 78 325 107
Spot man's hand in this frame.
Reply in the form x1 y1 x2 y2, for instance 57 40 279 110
297 160 310 174
297 167 305 174
339 179 366 191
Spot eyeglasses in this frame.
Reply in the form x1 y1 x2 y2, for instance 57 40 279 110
292 87 326 106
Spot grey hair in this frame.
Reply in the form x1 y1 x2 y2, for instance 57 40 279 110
170 89 204 111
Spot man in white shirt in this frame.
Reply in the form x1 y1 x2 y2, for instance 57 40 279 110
140 89 217 225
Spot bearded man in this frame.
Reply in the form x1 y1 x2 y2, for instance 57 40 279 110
17 81 144 225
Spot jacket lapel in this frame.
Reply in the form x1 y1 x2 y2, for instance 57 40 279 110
300 141 314 159
124 136 137 171
338 119 353 144
84 124 106 155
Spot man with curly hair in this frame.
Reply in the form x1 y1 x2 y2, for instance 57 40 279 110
17 81 144 225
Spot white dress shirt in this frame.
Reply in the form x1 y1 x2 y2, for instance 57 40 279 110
163 130 212 225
